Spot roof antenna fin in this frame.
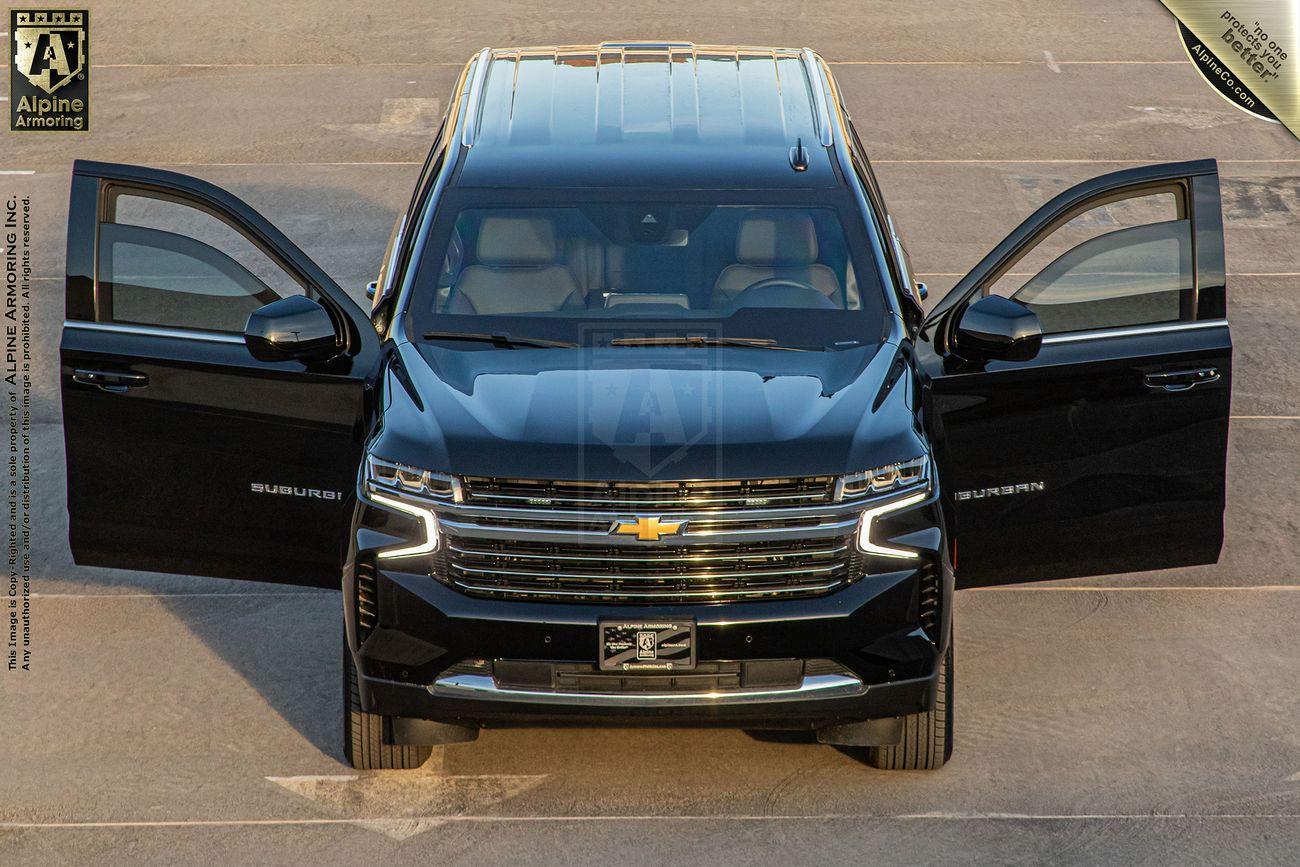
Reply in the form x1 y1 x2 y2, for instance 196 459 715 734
789 137 809 172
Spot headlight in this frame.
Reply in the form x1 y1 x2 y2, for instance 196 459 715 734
838 455 929 499
841 456 930 558
364 456 455 559
366 455 457 500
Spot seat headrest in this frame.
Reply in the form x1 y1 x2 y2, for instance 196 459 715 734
476 217 559 265
736 213 819 265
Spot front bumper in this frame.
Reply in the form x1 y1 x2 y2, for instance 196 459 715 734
349 563 948 730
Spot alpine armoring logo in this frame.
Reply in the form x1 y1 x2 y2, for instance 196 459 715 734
9 9 89 131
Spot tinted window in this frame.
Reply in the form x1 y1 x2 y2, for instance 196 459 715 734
99 188 302 332
1014 220 1190 333
986 189 1190 335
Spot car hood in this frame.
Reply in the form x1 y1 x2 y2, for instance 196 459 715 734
372 340 925 481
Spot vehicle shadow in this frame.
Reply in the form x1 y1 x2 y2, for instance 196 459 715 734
38 411 345 759
745 730 880 768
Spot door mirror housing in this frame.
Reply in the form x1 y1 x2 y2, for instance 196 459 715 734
244 296 340 362
953 295 1043 362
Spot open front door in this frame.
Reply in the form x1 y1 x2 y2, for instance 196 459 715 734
919 160 1230 586
61 160 381 586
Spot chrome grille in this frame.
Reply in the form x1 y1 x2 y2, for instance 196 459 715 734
460 475 837 511
427 473 879 603
442 535 854 602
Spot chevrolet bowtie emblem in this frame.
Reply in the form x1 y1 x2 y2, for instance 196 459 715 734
614 516 684 541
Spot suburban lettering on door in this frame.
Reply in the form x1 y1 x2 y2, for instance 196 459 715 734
953 482 1046 501
250 483 344 501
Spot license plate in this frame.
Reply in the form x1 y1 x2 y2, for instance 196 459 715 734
599 620 695 671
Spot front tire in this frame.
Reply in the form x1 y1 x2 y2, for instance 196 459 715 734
868 639 954 770
343 638 434 770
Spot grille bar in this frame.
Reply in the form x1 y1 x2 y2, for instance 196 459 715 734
460 475 837 512
468 490 829 508
439 513 858 539
451 562 844 582
446 542 848 563
449 580 846 601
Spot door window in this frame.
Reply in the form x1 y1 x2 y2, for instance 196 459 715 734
985 188 1192 334
97 187 304 333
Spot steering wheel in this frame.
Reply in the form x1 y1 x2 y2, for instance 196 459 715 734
729 276 836 310
739 276 819 295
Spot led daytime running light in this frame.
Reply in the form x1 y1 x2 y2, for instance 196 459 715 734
856 490 928 559
369 493 441 559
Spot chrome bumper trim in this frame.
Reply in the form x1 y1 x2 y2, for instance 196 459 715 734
428 671 866 706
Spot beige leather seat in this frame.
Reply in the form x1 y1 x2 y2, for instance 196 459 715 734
447 216 582 314
711 213 841 308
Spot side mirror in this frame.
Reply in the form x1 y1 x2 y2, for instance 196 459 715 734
244 296 340 362
365 280 378 301
953 295 1043 362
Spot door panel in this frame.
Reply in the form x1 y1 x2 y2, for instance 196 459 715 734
61 160 380 587
920 160 1230 587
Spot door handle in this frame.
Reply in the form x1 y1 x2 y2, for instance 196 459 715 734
72 368 150 394
1144 367 1219 392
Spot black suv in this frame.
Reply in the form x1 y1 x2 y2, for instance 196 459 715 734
60 43 1231 770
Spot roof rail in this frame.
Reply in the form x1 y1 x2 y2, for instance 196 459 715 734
460 48 492 148
598 41 695 49
800 49 834 148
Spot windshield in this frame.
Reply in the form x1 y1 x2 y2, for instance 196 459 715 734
406 191 889 349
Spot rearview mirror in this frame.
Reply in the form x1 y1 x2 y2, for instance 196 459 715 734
244 296 340 362
953 295 1043 362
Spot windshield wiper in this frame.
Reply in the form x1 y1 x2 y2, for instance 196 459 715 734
607 335 810 351
421 330 578 349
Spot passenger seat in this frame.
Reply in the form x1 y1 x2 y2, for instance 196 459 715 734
447 217 583 314
711 213 841 308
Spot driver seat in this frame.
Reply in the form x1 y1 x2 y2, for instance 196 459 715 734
710 213 841 308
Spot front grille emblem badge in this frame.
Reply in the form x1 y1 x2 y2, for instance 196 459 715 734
613 516 684 541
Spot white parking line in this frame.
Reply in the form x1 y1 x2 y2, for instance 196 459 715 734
31 592 332 598
91 62 464 69
30 586 1300 599
874 159 1300 164
917 272 1300 278
5 159 1289 169
87 60 1193 69
2 812 1297 830
139 159 1300 167
153 161 423 167
967 585 1299 592
832 59 1186 66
